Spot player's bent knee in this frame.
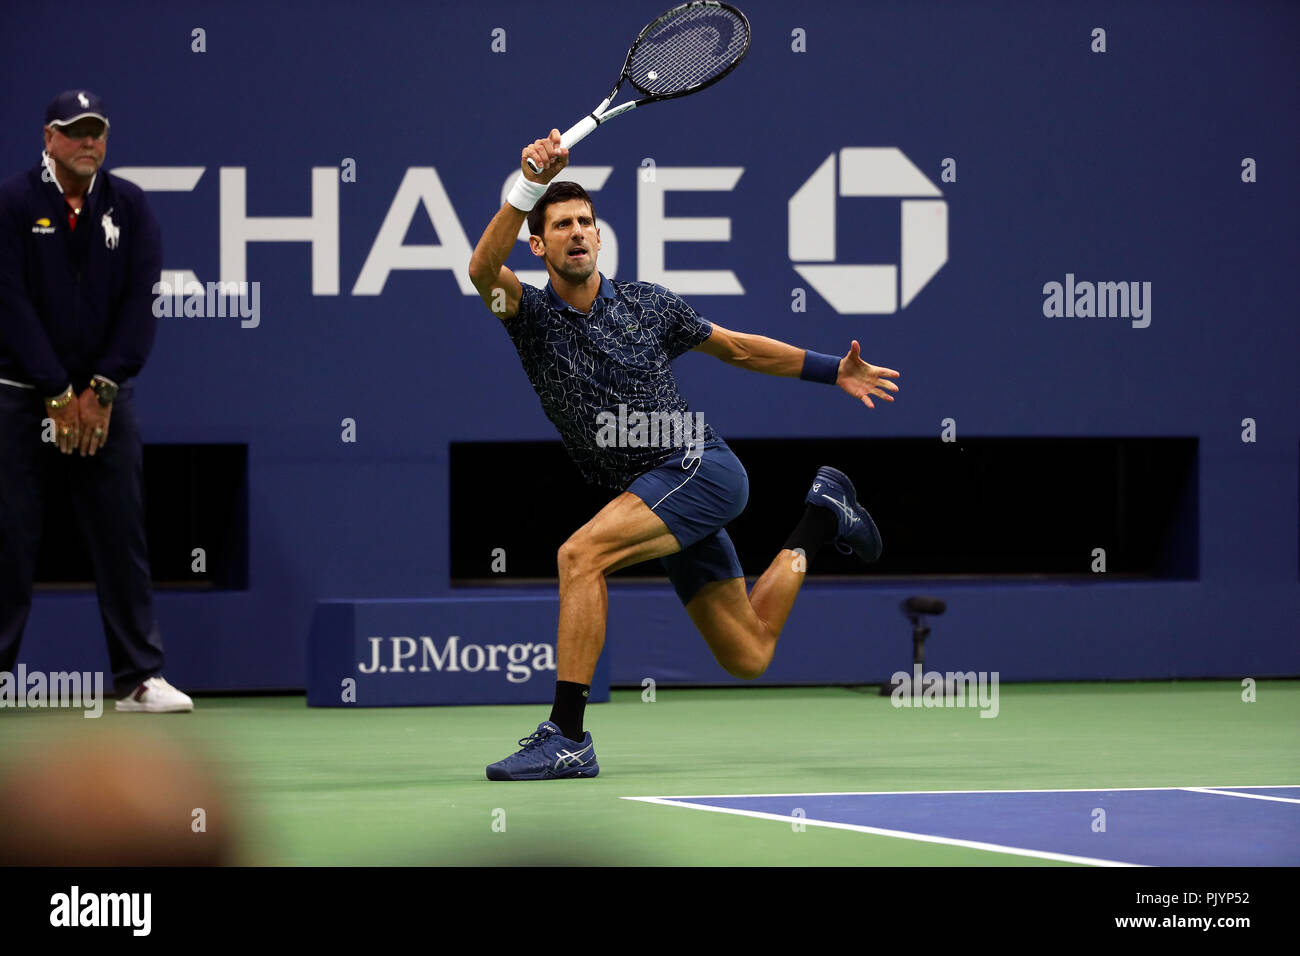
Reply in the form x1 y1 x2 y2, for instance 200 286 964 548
557 544 584 577
722 652 769 681
557 538 601 579
556 540 584 576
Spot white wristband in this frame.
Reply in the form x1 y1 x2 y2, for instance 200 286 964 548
507 175 548 212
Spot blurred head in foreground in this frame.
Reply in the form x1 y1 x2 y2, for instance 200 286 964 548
0 728 238 866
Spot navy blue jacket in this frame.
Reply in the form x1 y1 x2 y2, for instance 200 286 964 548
0 160 162 396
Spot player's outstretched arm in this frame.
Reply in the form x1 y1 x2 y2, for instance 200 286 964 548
467 130 569 321
694 326 900 409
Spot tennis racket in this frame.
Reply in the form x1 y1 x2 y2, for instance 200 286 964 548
525 1 751 173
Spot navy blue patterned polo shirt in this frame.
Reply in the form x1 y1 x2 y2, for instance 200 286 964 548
502 273 720 490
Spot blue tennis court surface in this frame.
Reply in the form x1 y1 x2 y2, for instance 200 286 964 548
625 786 1300 866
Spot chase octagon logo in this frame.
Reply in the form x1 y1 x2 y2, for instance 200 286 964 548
789 148 948 314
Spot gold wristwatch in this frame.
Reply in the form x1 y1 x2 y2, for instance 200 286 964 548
45 385 74 410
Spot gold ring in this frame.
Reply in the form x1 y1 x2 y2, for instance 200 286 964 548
94 428 104 436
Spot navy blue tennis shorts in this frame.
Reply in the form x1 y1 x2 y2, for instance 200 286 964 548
625 438 749 606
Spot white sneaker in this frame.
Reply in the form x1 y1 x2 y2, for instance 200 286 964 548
115 676 195 713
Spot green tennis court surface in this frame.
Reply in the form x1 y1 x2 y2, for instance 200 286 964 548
1 681 1295 866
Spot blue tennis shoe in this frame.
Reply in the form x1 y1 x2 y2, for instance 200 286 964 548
486 721 600 781
806 466 883 562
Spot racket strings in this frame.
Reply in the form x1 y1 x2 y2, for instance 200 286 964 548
629 9 748 95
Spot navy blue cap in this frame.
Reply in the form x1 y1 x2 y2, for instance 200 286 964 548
44 90 110 129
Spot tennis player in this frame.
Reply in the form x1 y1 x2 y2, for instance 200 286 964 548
468 130 900 780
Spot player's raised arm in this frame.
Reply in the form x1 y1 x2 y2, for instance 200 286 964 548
467 130 569 321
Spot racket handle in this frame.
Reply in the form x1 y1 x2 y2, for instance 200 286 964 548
524 115 599 174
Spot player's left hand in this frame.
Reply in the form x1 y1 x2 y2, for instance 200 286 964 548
76 388 112 457
836 341 900 410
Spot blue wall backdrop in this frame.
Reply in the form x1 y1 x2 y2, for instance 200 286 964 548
3 0 1297 691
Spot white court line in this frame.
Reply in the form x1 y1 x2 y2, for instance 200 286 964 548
622 784 1300 800
1183 787 1300 805
622 785 1300 866
623 796 1140 867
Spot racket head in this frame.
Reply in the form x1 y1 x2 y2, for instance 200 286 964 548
620 1 751 103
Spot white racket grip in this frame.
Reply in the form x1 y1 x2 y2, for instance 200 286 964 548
525 114 600 173
559 114 599 153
